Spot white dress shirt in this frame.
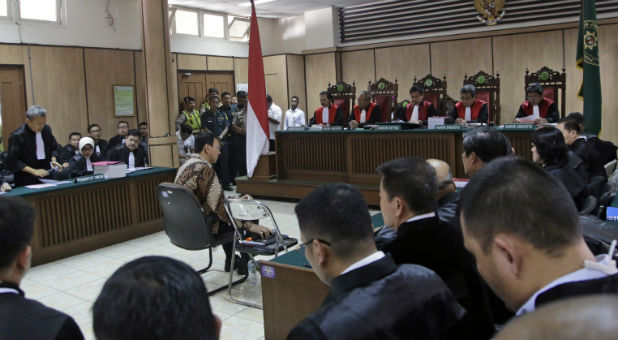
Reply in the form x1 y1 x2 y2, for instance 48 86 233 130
410 105 419 122
95 145 101 156
340 251 386 275
405 212 436 223
322 106 330 125
284 108 306 129
268 103 282 140
464 107 472 121
359 109 367 123
86 158 93 171
35 132 45 160
128 152 135 169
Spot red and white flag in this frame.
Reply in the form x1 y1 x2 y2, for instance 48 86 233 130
246 0 269 178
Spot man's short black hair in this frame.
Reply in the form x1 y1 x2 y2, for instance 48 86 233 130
461 84 477 97
208 95 219 104
462 126 510 162
0 197 35 269
69 132 82 140
526 83 544 96
127 129 141 138
291 95 299 101
236 90 246 97
184 96 196 103
93 256 217 340
566 112 584 126
531 126 568 165
221 91 231 98
208 88 219 94
320 91 333 101
559 117 582 134
409 85 424 95
117 120 129 128
295 184 373 259
138 121 148 128
377 157 437 214
195 131 219 153
460 157 581 255
180 124 192 135
266 94 273 103
88 124 101 133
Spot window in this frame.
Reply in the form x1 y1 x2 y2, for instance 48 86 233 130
20 0 59 22
174 9 199 36
0 0 8 17
228 16 250 42
203 13 224 38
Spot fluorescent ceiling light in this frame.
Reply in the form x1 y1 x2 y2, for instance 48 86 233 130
238 0 276 7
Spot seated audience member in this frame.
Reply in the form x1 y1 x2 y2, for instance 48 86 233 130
531 127 587 210
57 132 82 166
176 96 202 134
309 91 343 126
288 183 464 340
93 256 220 340
0 197 84 339
558 118 606 180
87 124 109 159
427 159 459 228
138 121 149 162
377 157 494 339
349 91 381 129
495 295 618 340
461 126 512 177
69 137 99 178
565 112 617 165
459 157 618 318
448 85 488 125
515 83 560 124
399 85 438 125
108 121 130 149
176 124 195 165
106 129 146 168
267 94 282 151
7 106 67 186
174 131 270 273
283 96 306 130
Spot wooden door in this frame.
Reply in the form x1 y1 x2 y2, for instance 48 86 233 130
0 67 27 149
205 72 235 96
177 71 206 111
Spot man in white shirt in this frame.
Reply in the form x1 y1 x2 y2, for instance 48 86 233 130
176 124 195 166
266 95 282 151
283 96 306 130
459 157 618 318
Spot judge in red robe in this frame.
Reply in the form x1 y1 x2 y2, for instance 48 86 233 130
349 91 382 129
448 85 488 125
398 85 438 125
515 83 560 124
309 91 343 126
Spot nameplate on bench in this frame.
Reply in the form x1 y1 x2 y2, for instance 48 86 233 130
435 125 463 130
74 174 105 183
504 123 534 129
322 126 343 131
287 126 307 131
377 125 402 131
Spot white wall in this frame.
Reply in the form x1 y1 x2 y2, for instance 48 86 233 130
260 15 306 55
304 7 339 50
170 35 249 57
0 0 142 49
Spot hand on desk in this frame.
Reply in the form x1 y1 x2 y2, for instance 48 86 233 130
31 168 49 177
349 120 359 129
408 119 422 125
455 118 467 125
245 222 271 239
1 183 11 192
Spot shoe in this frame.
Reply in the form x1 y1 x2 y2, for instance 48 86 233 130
225 255 241 272
236 257 248 275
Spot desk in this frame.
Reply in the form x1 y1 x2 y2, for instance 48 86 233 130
5 167 176 265
259 248 328 340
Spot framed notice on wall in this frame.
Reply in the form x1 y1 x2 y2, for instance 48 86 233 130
113 85 135 117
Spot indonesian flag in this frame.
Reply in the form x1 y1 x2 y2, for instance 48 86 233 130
246 0 269 178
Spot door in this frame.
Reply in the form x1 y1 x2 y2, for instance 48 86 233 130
205 72 235 97
177 71 206 112
0 67 27 150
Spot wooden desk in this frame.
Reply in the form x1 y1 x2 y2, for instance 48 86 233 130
260 248 329 340
5 167 176 265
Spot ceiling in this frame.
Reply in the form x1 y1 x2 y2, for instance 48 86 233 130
168 0 385 18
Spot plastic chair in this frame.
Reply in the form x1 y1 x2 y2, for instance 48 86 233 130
224 198 298 309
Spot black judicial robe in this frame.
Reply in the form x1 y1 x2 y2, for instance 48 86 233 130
93 139 109 159
287 255 464 340
68 154 100 178
57 144 80 164
7 123 60 186
382 215 495 340
108 134 125 149
0 282 84 340
106 145 146 167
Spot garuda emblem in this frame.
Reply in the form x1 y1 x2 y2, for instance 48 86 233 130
474 0 506 26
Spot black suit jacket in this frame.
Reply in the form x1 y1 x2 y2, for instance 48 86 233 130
106 145 146 167
382 215 495 339
0 282 84 340
7 124 60 186
535 272 618 309
287 255 464 340
437 191 460 229
545 159 588 210
108 134 125 149
57 144 79 164
570 138 606 180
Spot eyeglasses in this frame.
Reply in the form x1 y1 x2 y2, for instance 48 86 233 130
300 238 332 247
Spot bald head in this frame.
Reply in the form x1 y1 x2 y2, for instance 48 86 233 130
495 295 618 340
427 159 454 199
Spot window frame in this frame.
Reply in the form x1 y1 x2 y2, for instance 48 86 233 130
17 0 63 25
0 0 11 20
227 15 250 42
202 12 226 39
171 7 200 37
169 5 249 43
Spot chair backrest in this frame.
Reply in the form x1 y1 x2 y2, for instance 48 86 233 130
368 77 398 122
412 74 448 115
525 66 566 118
463 70 501 125
327 81 356 126
156 182 215 250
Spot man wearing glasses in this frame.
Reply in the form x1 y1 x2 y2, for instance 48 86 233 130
448 85 488 125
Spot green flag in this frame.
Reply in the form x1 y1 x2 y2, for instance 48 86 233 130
576 0 602 136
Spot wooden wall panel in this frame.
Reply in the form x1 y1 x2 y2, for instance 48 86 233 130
305 53 337 118
177 54 206 71
207 56 234 70
431 38 493 100
341 50 375 90
169 52 179 128
375 44 430 95
29 46 88 144
493 30 564 124
264 55 288 122
0 44 25 65
564 27 584 117
134 51 148 127
286 54 307 116
234 57 248 85
84 49 137 141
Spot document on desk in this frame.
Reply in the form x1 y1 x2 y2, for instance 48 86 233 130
25 183 58 189
126 166 153 174
39 179 72 185
515 115 537 123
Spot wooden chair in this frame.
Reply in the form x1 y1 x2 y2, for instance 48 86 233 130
525 66 566 119
368 77 398 122
412 74 448 115
463 70 501 125
327 81 356 126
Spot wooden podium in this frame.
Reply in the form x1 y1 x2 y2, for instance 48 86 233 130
252 151 277 180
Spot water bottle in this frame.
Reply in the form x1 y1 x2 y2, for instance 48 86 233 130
247 261 257 285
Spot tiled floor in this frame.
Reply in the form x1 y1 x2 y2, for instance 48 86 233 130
21 194 304 340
